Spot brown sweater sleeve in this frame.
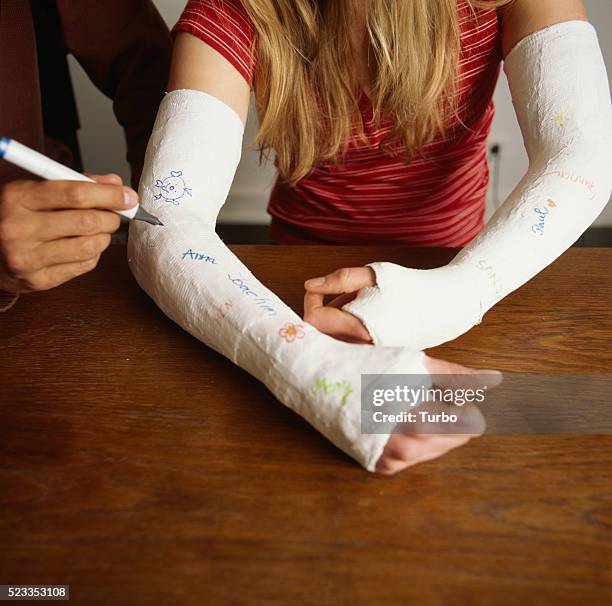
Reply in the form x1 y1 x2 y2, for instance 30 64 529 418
56 0 172 188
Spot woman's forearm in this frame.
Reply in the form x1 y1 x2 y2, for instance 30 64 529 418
343 21 612 349
451 21 612 307
128 89 429 471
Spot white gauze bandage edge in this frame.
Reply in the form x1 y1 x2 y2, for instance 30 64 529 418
343 21 612 350
127 89 431 472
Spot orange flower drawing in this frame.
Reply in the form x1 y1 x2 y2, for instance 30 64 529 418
279 323 305 343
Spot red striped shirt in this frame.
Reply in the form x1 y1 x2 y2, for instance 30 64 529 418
175 0 502 246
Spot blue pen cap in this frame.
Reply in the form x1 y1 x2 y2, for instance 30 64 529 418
0 137 10 158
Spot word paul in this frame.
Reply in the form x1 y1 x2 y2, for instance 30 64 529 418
311 377 353 406
531 199 556 236
227 275 278 316
182 249 217 264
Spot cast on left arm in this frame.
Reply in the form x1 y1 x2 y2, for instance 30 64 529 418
332 19 612 350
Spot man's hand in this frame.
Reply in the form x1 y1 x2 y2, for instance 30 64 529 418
304 266 375 343
0 175 138 293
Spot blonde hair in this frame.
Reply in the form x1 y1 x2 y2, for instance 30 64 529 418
239 0 511 186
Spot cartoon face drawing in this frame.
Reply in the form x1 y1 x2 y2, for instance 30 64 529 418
154 171 192 205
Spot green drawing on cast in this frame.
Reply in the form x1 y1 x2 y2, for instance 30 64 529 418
311 377 353 406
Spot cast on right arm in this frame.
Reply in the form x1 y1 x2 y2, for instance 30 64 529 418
128 89 430 471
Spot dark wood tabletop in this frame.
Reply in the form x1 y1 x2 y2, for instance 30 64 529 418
1 244 610 606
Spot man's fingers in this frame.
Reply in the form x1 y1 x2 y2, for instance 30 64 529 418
28 234 112 271
23 180 138 211
304 266 376 295
20 256 100 292
85 173 124 185
34 209 121 240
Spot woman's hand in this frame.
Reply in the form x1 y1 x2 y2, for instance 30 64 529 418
304 266 375 343
306 260 483 350
376 356 501 475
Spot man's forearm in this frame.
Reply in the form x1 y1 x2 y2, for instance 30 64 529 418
57 0 172 187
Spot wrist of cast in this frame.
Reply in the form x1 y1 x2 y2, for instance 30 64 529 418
343 261 485 350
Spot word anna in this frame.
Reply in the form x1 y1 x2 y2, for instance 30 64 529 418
227 275 278 316
311 377 353 406
182 249 217 263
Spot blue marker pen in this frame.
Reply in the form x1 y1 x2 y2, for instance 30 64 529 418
0 137 162 226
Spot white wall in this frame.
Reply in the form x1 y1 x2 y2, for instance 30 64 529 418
70 0 611 226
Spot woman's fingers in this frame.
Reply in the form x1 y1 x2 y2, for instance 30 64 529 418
304 266 376 294
375 358 498 475
326 292 357 309
424 355 503 389
303 266 375 343
304 290 372 343
376 434 472 475
394 401 487 438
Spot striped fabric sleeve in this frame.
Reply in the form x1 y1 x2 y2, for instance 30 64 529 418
173 0 256 87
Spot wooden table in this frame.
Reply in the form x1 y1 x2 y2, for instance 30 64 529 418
1 245 610 605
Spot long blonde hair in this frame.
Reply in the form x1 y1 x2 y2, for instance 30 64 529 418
239 0 510 186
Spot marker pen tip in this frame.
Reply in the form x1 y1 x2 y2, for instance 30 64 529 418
134 206 163 226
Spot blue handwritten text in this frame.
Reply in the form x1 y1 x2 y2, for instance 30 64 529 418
182 249 217 264
227 275 278 316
